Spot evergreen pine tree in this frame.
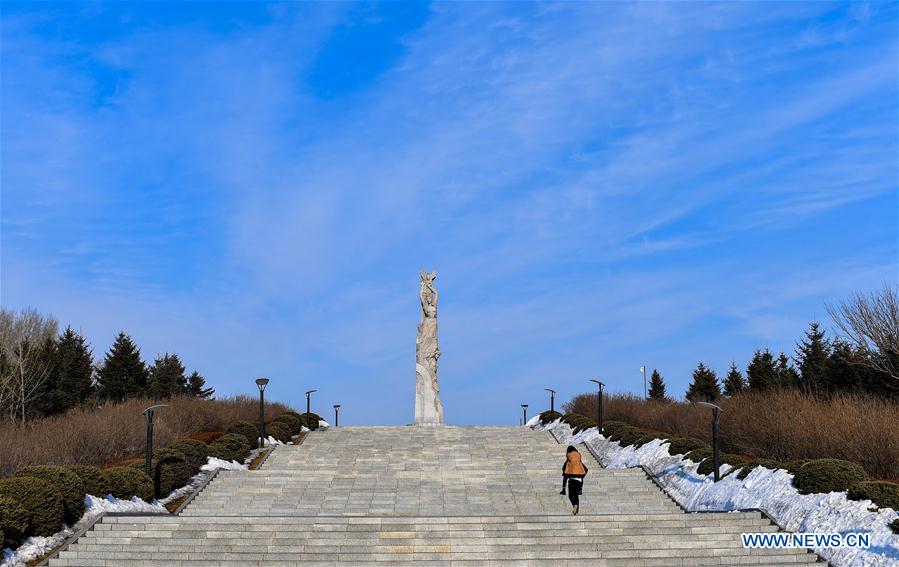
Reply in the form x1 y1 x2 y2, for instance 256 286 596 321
33 335 59 417
747 348 778 391
50 327 94 414
96 332 148 402
148 353 186 398
722 361 746 396
647 369 666 400
795 322 830 394
824 340 863 393
685 362 720 402
776 352 799 388
186 371 214 399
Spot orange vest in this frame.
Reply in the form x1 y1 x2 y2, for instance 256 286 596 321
564 451 586 475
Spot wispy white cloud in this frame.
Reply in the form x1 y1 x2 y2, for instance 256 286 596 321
2 2 896 423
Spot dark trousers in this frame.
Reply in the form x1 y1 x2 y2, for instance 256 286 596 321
567 478 582 507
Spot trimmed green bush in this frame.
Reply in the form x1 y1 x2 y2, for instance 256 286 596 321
605 424 639 442
607 425 649 446
617 427 651 447
784 459 813 474
697 453 748 477
266 421 293 443
684 447 712 464
272 413 302 434
226 421 261 450
634 431 667 447
792 459 868 495
538 410 562 425
847 481 899 511
560 413 597 434
602 421 633 439
100 467 154 502
666 437 709 456
65 464 105 497
15 465 86 524
170 439 210 472
279 410 303 423
0 475 65 545
208 433 251 463
300 412 324 430
148 448 193 497
735 459 784 480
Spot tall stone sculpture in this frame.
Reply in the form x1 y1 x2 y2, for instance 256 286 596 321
415 268 445 426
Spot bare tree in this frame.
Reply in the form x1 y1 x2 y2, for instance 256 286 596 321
827 284 899 381
0 308 59 423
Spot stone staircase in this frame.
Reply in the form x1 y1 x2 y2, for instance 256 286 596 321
49 426 820 566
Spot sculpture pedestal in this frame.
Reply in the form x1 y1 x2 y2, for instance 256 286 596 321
414 363 444 426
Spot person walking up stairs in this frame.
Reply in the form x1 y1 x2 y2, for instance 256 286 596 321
560 444 589 514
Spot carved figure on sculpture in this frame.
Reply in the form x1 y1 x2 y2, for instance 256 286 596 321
415 268 444 425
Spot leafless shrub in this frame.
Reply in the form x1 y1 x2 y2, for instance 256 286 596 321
827 283 899 381
564 389 899 480
0 395 292 477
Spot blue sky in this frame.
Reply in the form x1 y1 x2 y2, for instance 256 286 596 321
1 2 896 425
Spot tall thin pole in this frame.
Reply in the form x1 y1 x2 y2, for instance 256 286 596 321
590 379 604 434
712 408 721 482
599 383 604 433
145 410 154 478
259 388 266 445
642 365 647 398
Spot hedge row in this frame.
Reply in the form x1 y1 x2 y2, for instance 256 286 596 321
0 409 304 551
537 410 562 425
544 413 899 514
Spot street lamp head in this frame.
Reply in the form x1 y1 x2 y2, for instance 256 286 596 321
544 388 556 394
694 401 723 413
255 377 269 392
589 379 604 387
334 404 341 409
306 389 317 396
143 404 169 415
521 404 528 408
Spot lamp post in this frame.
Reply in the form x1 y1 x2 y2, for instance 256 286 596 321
256 378 269 446
589 379 604 434
143 404 169 479
521 404 528 426
334 404 341 427
641 365 647 398
544 388 556 414
306 389 317 417
695 401 723 481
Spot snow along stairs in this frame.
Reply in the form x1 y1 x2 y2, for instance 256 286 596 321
49 426 821 566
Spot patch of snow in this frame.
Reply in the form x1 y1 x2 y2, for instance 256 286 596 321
318 420 330 429
525 414 541 427
533 419 899 567
263 435 283 446
84 494 168 516
1 493 167 567
300 425 310 432
201 457 248 472
2 531 71 567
